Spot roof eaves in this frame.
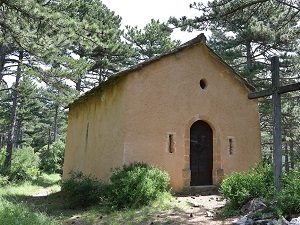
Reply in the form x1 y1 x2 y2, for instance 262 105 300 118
70 33 208 106
70 33 255 106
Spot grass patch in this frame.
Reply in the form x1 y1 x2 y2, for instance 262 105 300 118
217 203 240 218
0 173 180 224
0 197 61 225
0 173 62 225
0 172 232 224
79 192 176 225
0 173 61 199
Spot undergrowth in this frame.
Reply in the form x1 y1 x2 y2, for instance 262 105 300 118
0 173 62 225
0 197 61 225
219 163 300 217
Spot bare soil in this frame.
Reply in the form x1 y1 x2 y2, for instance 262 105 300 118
161 194 237 225
30 188 237 225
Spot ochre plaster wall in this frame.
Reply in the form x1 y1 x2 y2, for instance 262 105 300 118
63 42 261 192
122 43 261 191
62 78 127 182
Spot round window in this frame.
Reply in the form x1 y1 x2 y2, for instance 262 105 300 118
199 79 207 90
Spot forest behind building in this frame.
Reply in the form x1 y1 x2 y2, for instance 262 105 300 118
0 0 299 177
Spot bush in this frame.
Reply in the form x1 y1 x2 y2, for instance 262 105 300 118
61 171 103 208
9 147 40 181
39 140 65 174
0 148 9 186
0 175 9 186
220 163 274 208
277 170 300 216
0 148 6 165
106 162 170 209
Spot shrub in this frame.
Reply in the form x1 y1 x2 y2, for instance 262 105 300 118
39 140 65 174
61 171 103 208
0 148 6 165
0 148 9 186
0 175 9 186
9 147 40 181
277 170 300 216
106 162 170 209
219 163 274 208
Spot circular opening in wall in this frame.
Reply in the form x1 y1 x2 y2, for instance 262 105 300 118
199 79 207 89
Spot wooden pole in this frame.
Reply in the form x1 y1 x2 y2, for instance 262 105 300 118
271 56 282 190
248 56 300 189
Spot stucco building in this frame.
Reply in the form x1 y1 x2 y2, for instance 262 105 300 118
62 34 261 191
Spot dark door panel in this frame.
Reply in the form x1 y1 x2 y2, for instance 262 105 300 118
190 120 213 186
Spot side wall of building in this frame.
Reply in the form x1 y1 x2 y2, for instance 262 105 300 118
123 43 261 191
62 78 127 182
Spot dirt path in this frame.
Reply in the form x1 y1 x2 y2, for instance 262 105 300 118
65 194 237 225
162 194 236 224
32 187 55 197
31 188 236 224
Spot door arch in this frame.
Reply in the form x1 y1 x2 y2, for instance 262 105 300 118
190 120 213 186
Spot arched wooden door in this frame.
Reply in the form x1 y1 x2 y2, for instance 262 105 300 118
190 120 213 186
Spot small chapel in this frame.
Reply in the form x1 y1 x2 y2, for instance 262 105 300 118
62 34 262 191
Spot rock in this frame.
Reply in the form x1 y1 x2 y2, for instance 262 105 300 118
206 211 214 217
290 217 300 225
190 213 193 217
187 199 202 207
261 212 274 220
241 199 267 214
253 219 273 225
233 216 254 225
277 217 289 225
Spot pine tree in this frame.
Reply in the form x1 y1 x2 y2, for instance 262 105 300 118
125 19 181 63
56 0 133 91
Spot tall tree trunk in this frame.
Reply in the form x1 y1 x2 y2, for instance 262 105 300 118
15 119 22 149
0 43 8 85
284 142 289 172
53 104 58 142
75 49 85 91
47 128 51 152
0 134 4 148
75 79 81 91
245 40 253 84
4 51 23 167
290 141 294 169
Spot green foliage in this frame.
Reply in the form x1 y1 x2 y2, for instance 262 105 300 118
125 19 180 63
277 170 300 215
220 164 300 217
106 162 170 209
61 171 103 208
57 0 133 89
220 163 274 208
62 163 170 210
9 147 40 181
0 176 9 187
0 148 9 186
0 148 6 166
0 197 60 225
39 140 65 174
218 203 240 218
